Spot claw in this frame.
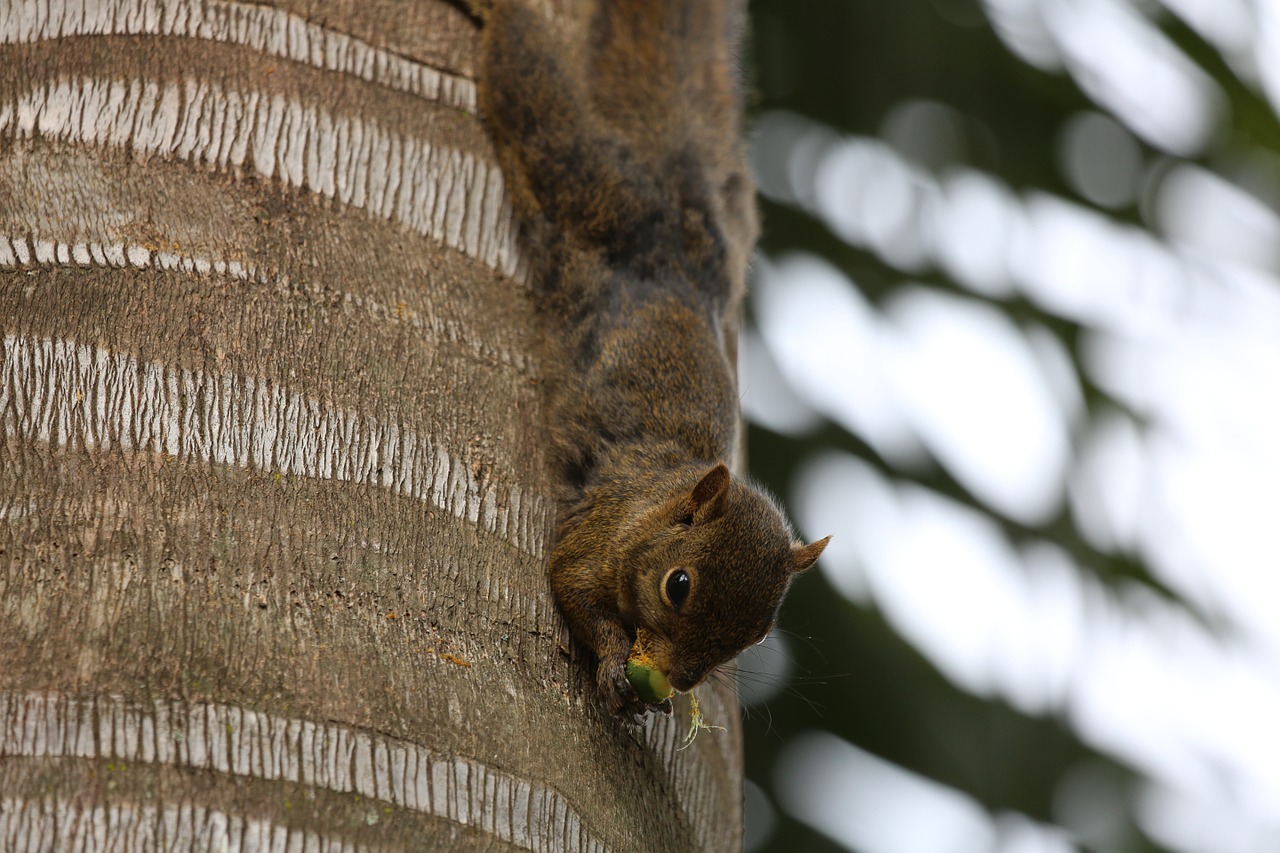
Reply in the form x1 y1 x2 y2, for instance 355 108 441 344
598 657 653 721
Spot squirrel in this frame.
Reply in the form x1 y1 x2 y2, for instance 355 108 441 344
471 0 831 721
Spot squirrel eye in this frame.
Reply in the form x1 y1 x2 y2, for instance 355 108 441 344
663 568 691 611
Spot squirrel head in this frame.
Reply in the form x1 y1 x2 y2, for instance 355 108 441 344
619 462 830 694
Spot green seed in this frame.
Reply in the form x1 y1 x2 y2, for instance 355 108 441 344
625 660 674 704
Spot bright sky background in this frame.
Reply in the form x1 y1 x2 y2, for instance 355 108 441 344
742 1 1280 850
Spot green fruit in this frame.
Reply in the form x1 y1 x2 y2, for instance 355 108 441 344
625 660 674 704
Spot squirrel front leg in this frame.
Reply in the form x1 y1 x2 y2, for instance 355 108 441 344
549 543 672 722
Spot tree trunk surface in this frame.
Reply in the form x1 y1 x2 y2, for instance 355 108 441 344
0 1 744 850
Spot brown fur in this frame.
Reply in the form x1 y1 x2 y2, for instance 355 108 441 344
475 0 829 720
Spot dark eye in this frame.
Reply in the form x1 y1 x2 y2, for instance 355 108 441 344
664 568 691 611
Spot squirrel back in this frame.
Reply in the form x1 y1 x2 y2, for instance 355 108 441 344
476 0 830 720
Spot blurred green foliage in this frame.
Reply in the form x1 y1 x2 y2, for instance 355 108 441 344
735 0 1272 849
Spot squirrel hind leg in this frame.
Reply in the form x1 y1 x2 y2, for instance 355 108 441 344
478 2 664 247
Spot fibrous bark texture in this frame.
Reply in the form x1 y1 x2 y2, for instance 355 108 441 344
0 1 743 850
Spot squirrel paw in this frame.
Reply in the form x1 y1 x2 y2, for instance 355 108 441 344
598 658 672 723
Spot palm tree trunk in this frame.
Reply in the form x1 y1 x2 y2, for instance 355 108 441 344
0 1 743 850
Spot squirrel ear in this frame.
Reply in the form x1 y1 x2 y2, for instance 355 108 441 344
688 463 732 524
791 536 831 572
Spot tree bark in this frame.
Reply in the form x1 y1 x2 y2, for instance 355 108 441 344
0 1 743 850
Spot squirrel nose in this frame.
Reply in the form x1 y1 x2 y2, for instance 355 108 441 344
669 669 705 693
